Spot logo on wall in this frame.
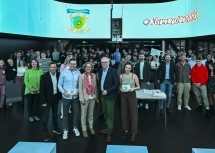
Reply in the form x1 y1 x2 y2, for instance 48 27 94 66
143 10 199 26
66 9 91 33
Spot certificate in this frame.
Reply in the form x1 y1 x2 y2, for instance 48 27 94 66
122 84 131 92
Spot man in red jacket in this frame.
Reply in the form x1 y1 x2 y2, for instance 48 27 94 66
191 56 211 118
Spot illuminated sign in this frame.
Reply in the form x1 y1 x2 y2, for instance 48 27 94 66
66 9 91 33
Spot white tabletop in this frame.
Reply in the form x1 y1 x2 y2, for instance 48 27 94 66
136 89 166 100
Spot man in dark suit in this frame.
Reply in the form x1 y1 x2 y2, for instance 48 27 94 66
40 62 62 141
135 53 151 109
157 54 176 115
98 56 119 143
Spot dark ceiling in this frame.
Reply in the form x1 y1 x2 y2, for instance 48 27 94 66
55 0 176 4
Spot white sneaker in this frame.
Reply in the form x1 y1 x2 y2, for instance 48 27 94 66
145 103 149 109
73 128 80 137
177 105 181 110
63 130 68 139
185 105 192 110
140 103 143 107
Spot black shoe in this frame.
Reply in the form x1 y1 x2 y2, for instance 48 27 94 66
166 108 172 113
160 109 164 116
129 134 136 142
43 134 50 142
53 128 62 135
206 109 212 118
196 105 203 112
121 130 129 139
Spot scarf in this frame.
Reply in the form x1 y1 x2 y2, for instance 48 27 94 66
84 72 95 96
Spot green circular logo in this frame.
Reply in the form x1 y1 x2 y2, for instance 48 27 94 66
71 16 86 29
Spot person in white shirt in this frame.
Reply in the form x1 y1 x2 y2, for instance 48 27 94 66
16 60 27 97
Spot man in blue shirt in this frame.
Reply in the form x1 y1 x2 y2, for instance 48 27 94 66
113 48 122 69
58 58 81 139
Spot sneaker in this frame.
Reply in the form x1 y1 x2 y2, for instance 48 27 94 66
82 131 88 138
145 103 149 109
73 128 80 137
34 116 40 121
177 105 182 111
43 134 50 142
63 130 68 139
185 105 191 111
140 103 143 107
28 117 34 122
53 128 62 135
90 128 95 135
8 103 13 106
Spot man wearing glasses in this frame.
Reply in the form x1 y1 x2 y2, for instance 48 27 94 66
98 56 119 143
58 58 81 139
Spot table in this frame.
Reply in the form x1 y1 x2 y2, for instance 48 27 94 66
8 142 56 153
192 148 215 153
136 89 167 125
106 145 148 153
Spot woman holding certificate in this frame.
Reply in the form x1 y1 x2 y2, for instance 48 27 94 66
119 62 140 142
79 62 99 138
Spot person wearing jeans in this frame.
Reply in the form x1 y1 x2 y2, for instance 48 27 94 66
58 58 81 139
157 54 176 115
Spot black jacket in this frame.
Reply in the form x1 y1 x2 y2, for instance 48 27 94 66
157 62 176 84
135 61 151 82
40 72 61 105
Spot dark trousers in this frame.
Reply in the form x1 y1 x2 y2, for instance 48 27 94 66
121 91 138 134
27 94 39 117
42 95 59 134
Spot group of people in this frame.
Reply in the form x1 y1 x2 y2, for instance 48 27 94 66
0 47 215 143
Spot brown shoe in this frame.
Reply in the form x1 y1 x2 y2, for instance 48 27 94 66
82 131 88 138
106 134 111 143
90 128 95 135
100 129 107 134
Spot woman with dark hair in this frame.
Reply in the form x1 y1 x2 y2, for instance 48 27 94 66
0 60 6 109
24 59 43 122
207 63 215 113
119 62 140 142
16 60 27 91
79 62 99 138
16 60 28 104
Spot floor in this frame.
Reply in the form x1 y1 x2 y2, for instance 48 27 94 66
1 98 215 153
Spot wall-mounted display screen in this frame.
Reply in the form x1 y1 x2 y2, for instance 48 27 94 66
0 0 111 39
121 0 215 38
0 0 215 39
